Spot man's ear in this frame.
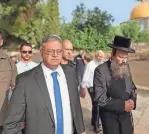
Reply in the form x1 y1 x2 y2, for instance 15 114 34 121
40 46 43 52
40 46 44 55
111 51 114 58
0 39 3 46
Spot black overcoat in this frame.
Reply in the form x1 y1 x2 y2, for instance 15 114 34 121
93 60 137 134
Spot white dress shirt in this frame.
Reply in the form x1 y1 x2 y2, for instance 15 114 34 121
81 60 104 88
42 63 73 134
16 60 38 74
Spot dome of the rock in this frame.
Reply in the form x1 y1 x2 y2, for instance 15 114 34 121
130 2 149 20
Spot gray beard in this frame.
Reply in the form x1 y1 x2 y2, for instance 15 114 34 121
110 60 130 78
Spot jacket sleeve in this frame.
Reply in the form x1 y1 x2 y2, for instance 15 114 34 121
70 68 85 134
9 57 17 89
3 76 26 134
128 64 137 110
130 81 137 110
93 67 125 113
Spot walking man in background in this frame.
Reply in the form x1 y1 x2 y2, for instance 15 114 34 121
16 42 38 74
3 35 85 134
81 50 105 133
74 50 86 86
61 40 75 68
93 35 137 134
0 31 17 134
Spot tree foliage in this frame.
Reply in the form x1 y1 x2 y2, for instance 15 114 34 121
120 21 140 42
60 3 149 51
71 3 114 34
0 0 60 48
60 3 115 51
137 30 149 42
0 1 149 50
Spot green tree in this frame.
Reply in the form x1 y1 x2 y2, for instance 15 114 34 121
85 7 114 34
60 23 121 51
120 21 140 42
137 30 149 42
60 3 117 51
0 0 60 48
71 3 114 34
41 0 60 36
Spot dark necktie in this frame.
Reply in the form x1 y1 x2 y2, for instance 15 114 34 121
51 72 64 134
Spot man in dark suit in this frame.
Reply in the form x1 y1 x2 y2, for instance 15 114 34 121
93 35 137 134
3 35 85 134
74 50 86 86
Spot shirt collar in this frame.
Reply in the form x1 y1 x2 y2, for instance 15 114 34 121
20 60 32 65
41 62 61 77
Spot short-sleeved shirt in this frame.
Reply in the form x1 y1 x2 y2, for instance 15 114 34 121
16 61 38 74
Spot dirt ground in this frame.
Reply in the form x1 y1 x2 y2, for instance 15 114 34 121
129 60 149 87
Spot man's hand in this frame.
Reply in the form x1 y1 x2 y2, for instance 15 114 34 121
80 88 87 98
128 99 134 109
125 100 134 112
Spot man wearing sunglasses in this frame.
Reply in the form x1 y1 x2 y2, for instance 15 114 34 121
16 42 38 74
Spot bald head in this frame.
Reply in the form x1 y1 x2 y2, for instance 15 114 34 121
95 50 105 61
62 40 73 62
62 40 73 49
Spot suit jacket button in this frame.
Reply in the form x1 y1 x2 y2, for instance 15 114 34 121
52 124 55 128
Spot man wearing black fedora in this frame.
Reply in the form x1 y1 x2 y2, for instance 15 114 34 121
93 35 137 134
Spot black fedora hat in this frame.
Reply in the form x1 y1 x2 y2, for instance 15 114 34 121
108 35 135 53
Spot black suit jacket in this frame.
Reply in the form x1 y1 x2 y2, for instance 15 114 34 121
3 64 85 134
93 60 137 113
74 55 85 84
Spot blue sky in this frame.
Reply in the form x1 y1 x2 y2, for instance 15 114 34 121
59 0 139 25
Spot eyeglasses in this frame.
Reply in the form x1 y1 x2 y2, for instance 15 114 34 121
21 51 32 54
42 49 62 55
64 48 73 51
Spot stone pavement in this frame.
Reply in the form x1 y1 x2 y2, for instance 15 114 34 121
80 89 149 134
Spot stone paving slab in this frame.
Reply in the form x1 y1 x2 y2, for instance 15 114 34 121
133 91 149 134
80 89 149 134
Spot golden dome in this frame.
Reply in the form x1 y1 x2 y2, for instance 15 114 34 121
130 2 149 20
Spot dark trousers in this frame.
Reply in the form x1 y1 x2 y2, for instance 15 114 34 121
100 112 134 134
88 87 101 129
0 126 3 134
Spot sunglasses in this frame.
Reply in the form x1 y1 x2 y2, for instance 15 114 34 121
21 51 32 54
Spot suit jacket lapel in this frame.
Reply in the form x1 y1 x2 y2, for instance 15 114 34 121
61 65 76 116
34 64 55 124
